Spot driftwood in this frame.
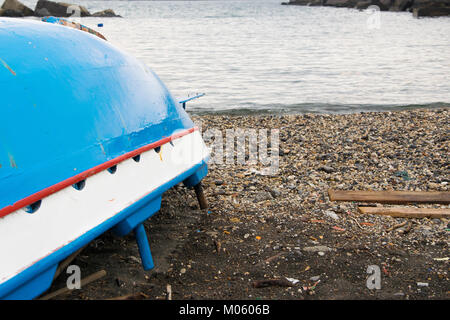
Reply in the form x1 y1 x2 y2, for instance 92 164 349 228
358 206 450 218
53 246 85 280
40 270 106 300
107 292 149 300
214 240 221 254
387 221 407 232
329 189 450 204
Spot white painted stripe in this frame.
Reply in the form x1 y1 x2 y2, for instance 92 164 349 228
0 131 208 284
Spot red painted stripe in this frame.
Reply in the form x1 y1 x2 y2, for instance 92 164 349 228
0 127 198 219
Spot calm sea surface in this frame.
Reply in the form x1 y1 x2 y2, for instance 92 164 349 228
23 0 450 114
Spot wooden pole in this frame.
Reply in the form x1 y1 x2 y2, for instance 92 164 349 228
39 269 106 300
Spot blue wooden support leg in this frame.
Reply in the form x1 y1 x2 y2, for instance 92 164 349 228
184 163 209 209
134 223 154 271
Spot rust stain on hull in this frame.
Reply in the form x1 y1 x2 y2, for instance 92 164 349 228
0 58 16 76
8 154 17 168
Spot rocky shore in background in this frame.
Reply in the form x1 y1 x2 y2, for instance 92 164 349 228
282 0 450 18
0 0 121 18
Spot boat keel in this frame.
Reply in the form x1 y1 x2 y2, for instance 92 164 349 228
134 224 155 271
184 163 209 210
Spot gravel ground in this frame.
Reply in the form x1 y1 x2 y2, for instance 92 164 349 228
51 108 449 300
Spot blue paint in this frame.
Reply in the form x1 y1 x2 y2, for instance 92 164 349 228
113 196 161 236
0 18 194 211
183 163 208 187
0 158 208 299
134 224 154 271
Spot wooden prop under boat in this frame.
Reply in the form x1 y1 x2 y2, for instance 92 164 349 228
0 17 209 299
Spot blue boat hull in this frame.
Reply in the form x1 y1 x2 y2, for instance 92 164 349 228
0 18 194 212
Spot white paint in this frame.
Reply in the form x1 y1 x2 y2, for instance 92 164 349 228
0 131 208 284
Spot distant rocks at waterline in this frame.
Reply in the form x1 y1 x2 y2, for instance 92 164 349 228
91 9 121 18
282 0 450 17
0 0 122 17
412 1 450 17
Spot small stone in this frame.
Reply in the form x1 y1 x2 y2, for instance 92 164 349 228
180 268 186 274
310 275 320 281
428 182 440 189
255 191 272 202
419 227 433 236
269 188 281 198
244 233 250 239
318 251 325 256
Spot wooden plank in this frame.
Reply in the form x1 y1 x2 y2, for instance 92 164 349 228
53 246 86 281
358 206 450 218
39 270 106 300
328 189 450 204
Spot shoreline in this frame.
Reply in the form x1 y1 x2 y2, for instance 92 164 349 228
51 107 449 300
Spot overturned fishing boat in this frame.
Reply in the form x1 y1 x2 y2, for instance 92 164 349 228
0 17 209 299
